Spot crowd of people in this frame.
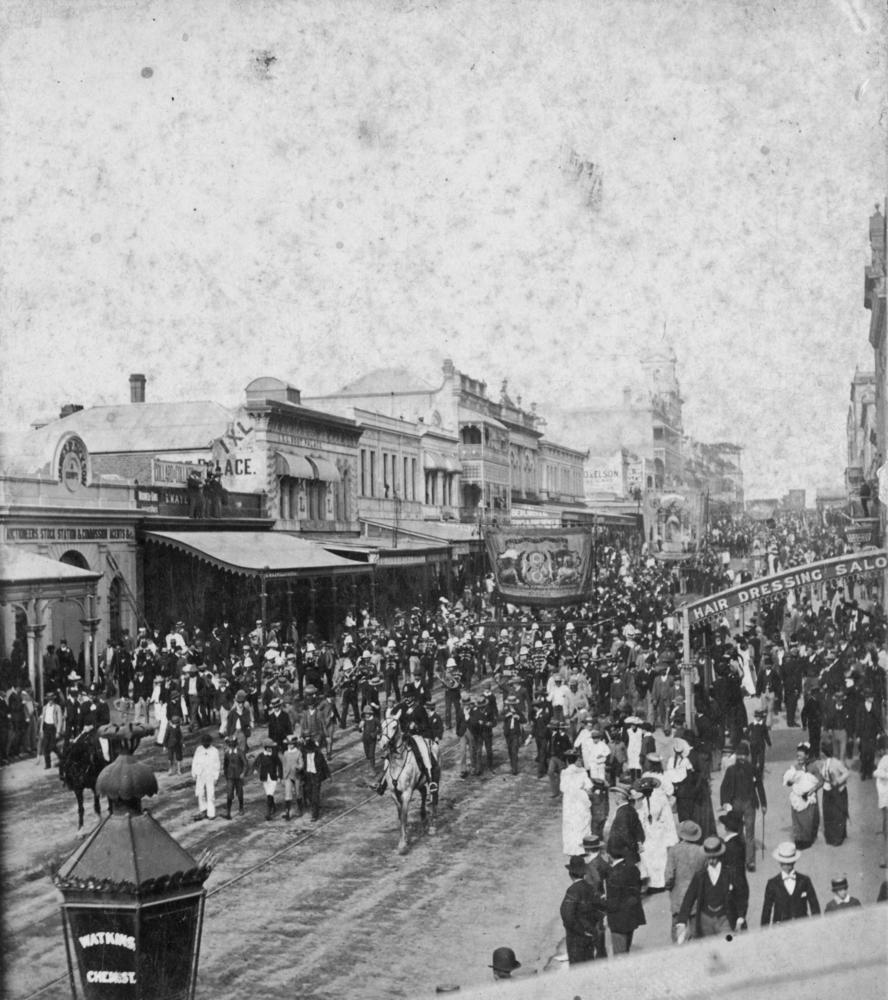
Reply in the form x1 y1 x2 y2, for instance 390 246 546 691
3 511 888 977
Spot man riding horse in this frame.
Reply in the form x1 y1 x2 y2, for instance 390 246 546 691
376 683 440 794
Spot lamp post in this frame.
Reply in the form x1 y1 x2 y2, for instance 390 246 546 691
53 726 212 999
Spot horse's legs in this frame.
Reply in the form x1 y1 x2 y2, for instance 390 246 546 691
75 788 85 831
395 791 409 855
419 784 428 827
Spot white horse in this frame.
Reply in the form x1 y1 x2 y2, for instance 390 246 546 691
378 716 438 854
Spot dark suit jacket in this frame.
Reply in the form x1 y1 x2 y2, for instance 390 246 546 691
605 860 646 934
761 872 820 925
678 864 740 934
721 835 749 918
607 803 646 862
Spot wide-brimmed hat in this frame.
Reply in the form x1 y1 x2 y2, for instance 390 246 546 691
703 836 725 858
489 947 521 973
773 841 801 865
677 820 702 842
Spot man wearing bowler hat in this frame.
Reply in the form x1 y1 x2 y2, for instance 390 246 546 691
761 841 821 925
675 836 744 942
560 855 607 965
489 946 522 980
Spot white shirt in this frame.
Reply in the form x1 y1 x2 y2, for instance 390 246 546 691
707 862 722 885
782 873 796 895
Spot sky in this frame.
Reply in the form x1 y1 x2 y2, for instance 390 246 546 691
0 0 885 499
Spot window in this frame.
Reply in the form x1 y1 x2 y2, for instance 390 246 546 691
403 457 409 499
370 451 376 497
411 458 417 500
360 449 367 496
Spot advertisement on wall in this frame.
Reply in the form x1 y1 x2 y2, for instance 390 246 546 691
583 452 623 498
210 412 266 493
484 527 594 606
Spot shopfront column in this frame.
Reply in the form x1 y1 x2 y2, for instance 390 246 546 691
26 621 45 698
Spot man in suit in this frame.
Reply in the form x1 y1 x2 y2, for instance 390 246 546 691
560 855 607 965
603 844 646 954
719 741 766 872
676 836 745 940
664 820 706 942
761 841 821 926
607 782 645 863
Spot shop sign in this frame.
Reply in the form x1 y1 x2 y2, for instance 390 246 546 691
151 459 207 485
584 453 623 497
687 550 888 625
846 519 879 548
58 436 89 491
6 526 135 542
211 413 265 493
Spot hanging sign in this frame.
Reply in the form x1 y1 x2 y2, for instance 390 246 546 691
685 550 888 625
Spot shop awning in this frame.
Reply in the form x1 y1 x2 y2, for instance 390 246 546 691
144 531 370 579
323 537 450 566
361 518 483 556
0 545 103 589
311 457 340 483
275 452 315 479
0 545 102 610
423 451 444 470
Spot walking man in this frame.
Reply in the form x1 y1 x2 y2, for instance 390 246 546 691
761 842 821 925
190 733 221 821
719 740 766 872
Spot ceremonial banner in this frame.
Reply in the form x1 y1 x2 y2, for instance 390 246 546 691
685 550 888 625
484 527 594 606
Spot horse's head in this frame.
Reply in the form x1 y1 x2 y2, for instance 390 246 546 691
378 715 401 754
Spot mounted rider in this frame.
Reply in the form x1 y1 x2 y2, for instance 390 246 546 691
376 683 440 794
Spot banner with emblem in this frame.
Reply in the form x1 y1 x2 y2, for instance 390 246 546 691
484 527 594 606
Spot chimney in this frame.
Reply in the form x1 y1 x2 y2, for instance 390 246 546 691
130 373 146 403
59 404 84 419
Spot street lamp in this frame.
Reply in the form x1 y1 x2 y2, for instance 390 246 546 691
53 728 213 999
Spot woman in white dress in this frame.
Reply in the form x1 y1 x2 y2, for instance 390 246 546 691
560 748 593 856
635 775 678 889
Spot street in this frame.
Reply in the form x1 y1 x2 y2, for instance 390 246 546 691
3 701 887 1000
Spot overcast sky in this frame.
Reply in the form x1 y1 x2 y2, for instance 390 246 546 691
1 0 885 499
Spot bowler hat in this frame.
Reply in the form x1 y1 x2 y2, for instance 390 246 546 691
566 855 587 878
678 820 702 843
489 947 521 973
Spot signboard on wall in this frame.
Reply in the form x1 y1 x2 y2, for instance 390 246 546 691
210 412 266 493
584 453 623 497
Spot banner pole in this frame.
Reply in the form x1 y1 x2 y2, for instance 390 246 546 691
682 606 695 734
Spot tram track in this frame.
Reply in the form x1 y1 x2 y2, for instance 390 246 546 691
18 692 472 1000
